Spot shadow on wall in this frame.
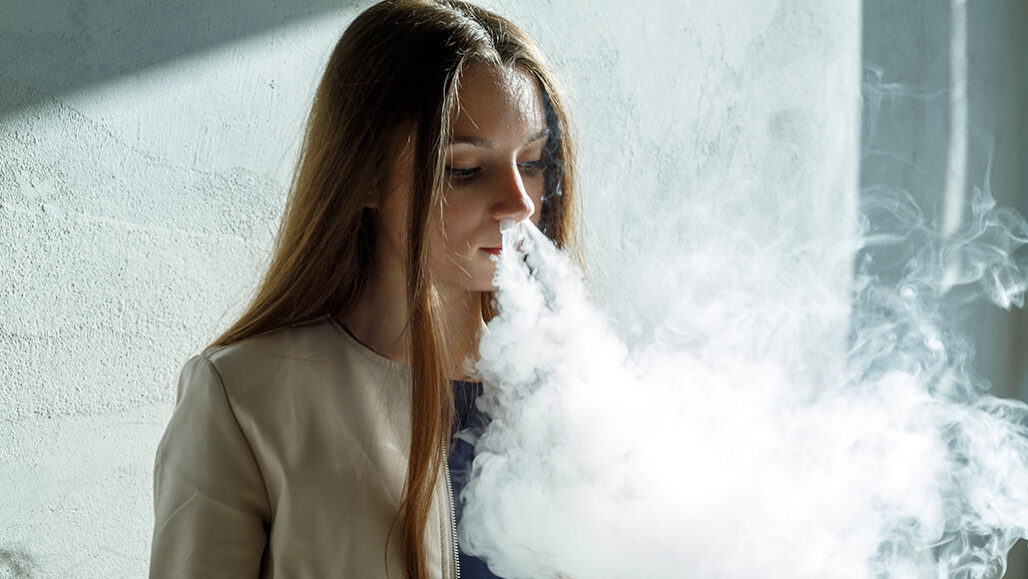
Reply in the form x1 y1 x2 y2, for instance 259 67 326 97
0 547 38 579
859 0 1028 399
0 0 364 117
861 0 1028 577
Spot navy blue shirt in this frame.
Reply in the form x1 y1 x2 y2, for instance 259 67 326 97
449 379 501 579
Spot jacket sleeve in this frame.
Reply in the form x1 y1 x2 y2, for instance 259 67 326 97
149 354 271 578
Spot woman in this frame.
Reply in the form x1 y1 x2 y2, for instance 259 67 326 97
149 0 581 577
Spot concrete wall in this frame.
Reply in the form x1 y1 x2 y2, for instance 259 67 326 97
0 1 862 576
497 0 862 358
0 2 366 575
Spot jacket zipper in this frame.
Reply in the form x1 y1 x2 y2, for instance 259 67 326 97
442 440 461 579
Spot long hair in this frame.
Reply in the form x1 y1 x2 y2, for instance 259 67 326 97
211 1 581 576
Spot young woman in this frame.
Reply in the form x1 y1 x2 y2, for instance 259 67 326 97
149 1 581 577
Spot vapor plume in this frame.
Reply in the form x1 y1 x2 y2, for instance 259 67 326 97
458 185 1028 578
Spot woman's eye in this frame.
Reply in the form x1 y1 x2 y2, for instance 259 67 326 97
445 160 543 183
445 166 480 181
518 160 544 176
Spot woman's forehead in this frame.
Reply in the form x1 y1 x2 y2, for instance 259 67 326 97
451 64 547 148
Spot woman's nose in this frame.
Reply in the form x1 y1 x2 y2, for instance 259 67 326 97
495 163 535 222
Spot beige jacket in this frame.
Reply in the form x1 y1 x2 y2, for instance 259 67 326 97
149 316 459 578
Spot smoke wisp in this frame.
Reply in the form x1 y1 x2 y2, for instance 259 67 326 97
458 184 1028 578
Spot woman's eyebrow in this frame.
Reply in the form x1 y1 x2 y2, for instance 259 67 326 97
449 127 550 149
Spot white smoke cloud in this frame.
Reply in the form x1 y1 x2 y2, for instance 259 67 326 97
458 184 1028 578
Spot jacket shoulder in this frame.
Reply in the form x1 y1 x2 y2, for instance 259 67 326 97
204 316 346 365
195 315 407 405
194 316 350 399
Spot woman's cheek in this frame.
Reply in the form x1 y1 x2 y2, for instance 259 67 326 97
441 193 481 239
529 180 545 220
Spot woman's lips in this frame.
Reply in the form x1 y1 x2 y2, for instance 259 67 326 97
482 247 502 255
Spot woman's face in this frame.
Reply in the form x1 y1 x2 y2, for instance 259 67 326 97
377 63 548 294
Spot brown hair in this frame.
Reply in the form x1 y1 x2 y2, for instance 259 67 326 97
211 0 580 576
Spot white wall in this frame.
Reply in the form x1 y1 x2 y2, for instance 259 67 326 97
0 1 861 576
0 5 365 576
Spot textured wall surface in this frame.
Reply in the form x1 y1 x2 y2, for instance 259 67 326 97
493 0 862 355
0 1 860 576
0 3 366 576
